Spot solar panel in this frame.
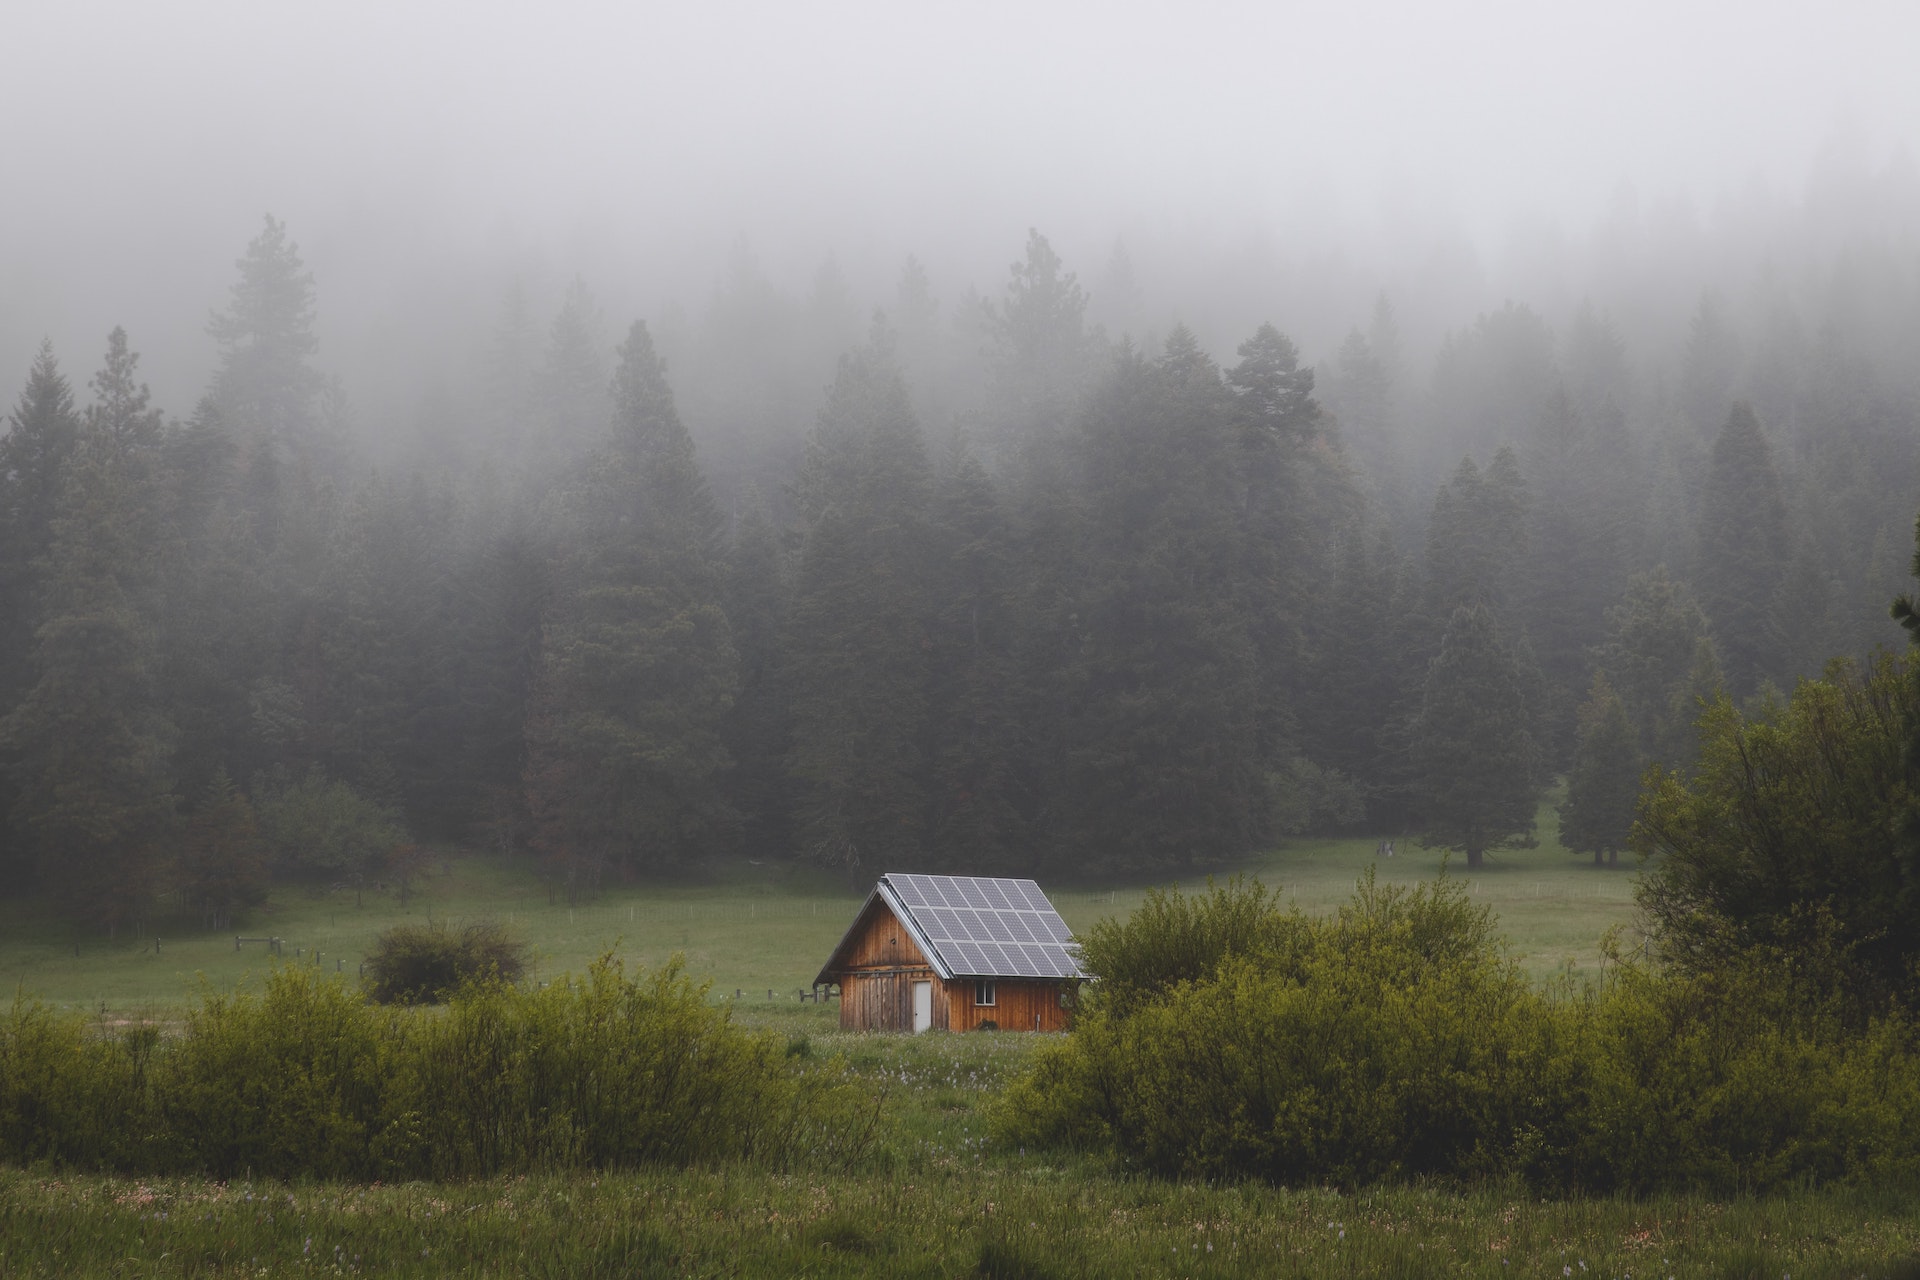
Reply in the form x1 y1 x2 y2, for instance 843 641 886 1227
883 873 1084 979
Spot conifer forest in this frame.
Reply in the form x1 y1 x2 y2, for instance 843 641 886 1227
4 167 1917 933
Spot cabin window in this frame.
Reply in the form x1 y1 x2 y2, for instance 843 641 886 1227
974 980 996 1006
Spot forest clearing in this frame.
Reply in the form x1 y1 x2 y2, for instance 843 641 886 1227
0 806 1633 1017
8 5 1920 1273
5 829 1920 1275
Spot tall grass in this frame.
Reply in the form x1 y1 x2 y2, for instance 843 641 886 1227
0 957 879 1179
3 1167 1917 1278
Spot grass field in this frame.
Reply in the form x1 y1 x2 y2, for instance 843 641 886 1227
2 1023 1918 1275
6 811 1920 1276
0 800 1639 1016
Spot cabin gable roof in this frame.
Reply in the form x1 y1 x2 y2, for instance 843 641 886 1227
815 873 1083 986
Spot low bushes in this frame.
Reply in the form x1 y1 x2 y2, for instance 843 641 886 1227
361 919 527 1004
0 958 879 1179
997 872 1920 1193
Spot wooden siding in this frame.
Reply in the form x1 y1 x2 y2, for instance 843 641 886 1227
825 895 1075 1032
946 978 1070 1032
840 899 929 970
835 900 942 1031
840 969 945 1031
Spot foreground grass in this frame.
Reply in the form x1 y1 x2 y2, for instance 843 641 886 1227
4 1166 1917 1278
1 798 1638 1015
7 1022 1915 1277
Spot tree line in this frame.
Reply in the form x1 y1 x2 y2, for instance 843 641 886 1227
2 216 1915 929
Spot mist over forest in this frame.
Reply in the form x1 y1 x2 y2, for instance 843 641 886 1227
3 2 1919 931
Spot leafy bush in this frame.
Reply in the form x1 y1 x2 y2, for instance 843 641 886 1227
253 767 406 884
361 920 527 1004
1072 875 1307 1017
1635 652 1920 1013
997 870 1920 1193
0 958 879 1179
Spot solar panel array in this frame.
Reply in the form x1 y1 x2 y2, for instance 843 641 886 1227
884 874 1083 979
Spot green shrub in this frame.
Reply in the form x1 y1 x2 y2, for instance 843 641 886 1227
253 767 406 884
1072 875 1308 1017
997 870 1920 1194
361 920 527 1004
0 997 144 1168
0 958 880 1180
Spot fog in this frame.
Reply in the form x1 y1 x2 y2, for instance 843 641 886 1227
5 1 1916 435
9 0 1920 916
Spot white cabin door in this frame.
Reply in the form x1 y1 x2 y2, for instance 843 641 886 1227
912 981 933 1033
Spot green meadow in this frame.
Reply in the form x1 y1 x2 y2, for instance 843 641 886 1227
12 814 1915 1277
1 801 1636 1018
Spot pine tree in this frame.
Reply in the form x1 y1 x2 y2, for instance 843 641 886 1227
721 498 791 859
783 326 934 878
526 322 739 884
86 327 165 450
1696 402 1790 695
534 278 609 464
1559 673 1640 866
1421 450 1528 620
1296 521 1405 808
1680 294 1743 437
925 442 1027 871
207 215 321 447
1052 328 1266 874
0 343 82 889
0 343 81 709
984 229 1092 451
0 423 174 932
1409 605 1537 869
148 397 263 803
1599 567 1720 768
178 768 266 929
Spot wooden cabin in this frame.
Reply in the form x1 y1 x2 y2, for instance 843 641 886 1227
814 873 1084 1032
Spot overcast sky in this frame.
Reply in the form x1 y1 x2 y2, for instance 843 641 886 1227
4 0 1915 413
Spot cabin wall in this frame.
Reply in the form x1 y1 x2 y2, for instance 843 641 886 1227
842 900 927 969
836 901 946 1030
839 968 948 1031
826 895 1072 1032
947 979 1070 1032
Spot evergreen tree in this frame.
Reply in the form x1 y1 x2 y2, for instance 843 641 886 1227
462 519 548 856
1598 567 1721 769
178 768 266 928
526 321 739 883
0 343 82 889
0 343 81 710
1637 652 1920 1011
1559 673 1640 866
1680 293 1743 437
1227 323 1333 828
1421 450 1528 619
207 215 321 447
0 421 174 932
925 442 1027 870
1409 605 1537 869
1429 302 1557 461
1053 328 1266 873
149 398 263 802
534 277 610 464
1696 402 1791 695
721 498 791 859
1296 520 1405 813
85 327 165 450
783 326 934 878
984 229 1092 451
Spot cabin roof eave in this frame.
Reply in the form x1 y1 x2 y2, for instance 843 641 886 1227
812 882 954 986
